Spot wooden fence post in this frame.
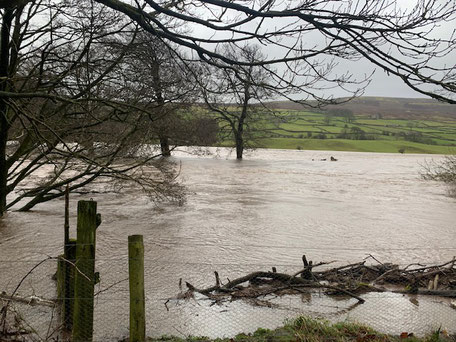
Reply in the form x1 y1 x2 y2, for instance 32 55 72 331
129 234 145 342
72 200 98 342
57 187 76 331
57 239 76 330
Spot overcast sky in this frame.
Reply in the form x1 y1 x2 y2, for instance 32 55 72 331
362 70 427 98
185 0 455 100
363 0 455 98
329 61 430 99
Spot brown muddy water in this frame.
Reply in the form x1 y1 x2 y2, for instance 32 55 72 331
0 148 455 340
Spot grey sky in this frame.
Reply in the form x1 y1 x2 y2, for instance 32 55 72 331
362 0 455 98
185 0 456 100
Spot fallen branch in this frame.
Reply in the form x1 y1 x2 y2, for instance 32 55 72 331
187 270 365 303
177 256 456 308
0 293 55 308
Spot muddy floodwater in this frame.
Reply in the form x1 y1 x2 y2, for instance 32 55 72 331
0 148 455 340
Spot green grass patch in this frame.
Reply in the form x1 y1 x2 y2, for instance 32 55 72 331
256 138 456 154
209 106 456 154
143 316 455 342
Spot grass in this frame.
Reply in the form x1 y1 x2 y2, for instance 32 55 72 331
255 138 456 154
143 316 455 342
213 108 456 154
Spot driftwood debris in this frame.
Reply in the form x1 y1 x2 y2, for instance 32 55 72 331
180 255 456 307
0 292 56 308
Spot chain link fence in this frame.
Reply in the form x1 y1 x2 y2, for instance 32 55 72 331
1 241 455 342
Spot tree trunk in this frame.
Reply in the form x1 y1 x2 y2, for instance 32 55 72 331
235 83 250 160
0 120 7 216
235 133 244 159
0 9 13 216
160 136 171 157
151 58 171 157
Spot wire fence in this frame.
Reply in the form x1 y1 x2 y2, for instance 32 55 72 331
1 241 455 342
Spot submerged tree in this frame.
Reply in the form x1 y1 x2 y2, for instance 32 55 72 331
201 45 277 159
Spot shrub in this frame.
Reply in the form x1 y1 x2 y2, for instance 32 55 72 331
421 154 456 197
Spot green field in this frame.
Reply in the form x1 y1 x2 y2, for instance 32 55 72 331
216 107 456 154
256 138 455 154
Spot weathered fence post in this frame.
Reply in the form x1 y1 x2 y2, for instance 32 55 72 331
57 239 76 330
72 200 98 342
129 234 145 342
57 187 76 331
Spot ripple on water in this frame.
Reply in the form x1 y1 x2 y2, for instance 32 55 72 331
0 149 455 339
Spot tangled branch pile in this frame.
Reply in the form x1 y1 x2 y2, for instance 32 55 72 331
179 256 456 306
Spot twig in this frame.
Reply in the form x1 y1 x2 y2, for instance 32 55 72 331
372 268 398 284
45 304 56 340
364 254 383 265
291 261 335 278
403 257 456 272
315 283 365 303
58 256 92 282
316 261 366 275
94 278 129 296
1 256 52 334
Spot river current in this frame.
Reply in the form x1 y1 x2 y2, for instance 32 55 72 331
0 148 455 339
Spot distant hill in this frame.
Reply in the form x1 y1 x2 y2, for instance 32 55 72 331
267 97 456 119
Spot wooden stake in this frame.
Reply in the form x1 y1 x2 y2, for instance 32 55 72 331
129 234 145 342
64 185 69 246
57 187 75 331
72 200 98 342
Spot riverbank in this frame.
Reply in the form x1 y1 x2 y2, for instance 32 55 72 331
254 138 455 154
142 317 455 342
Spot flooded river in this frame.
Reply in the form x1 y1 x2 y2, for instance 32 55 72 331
0 148 455 339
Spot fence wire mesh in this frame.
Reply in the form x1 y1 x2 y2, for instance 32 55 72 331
1 241 455 342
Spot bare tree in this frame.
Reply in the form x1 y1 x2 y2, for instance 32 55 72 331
0 0 185 214
123 32 202 156
202 45 277 159
92 0 456 104
91 0 456 154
